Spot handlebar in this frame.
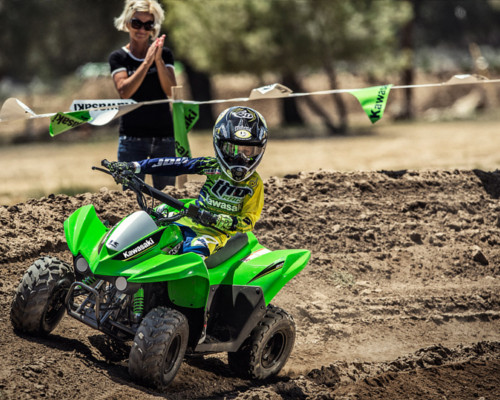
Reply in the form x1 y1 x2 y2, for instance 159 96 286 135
186 205 218 226
101 159 111 169
95 159 218 228
101 159 186 211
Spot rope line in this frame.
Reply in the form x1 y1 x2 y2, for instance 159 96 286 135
2 75 500 121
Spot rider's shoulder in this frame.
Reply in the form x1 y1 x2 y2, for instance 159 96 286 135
246 172 263 189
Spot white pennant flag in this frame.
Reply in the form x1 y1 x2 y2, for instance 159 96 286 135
69 99 141 126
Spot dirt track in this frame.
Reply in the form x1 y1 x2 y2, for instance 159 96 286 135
1 169 500 399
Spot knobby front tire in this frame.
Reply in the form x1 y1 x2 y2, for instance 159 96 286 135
10 256 74 335
128 307 189 390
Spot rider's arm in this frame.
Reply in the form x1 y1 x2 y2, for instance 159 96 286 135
134 157 218 176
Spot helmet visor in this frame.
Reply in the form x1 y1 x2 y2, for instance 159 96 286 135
221 142 264 166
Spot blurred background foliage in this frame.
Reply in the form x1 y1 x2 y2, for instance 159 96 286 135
1 0 500 139
0 0 124 84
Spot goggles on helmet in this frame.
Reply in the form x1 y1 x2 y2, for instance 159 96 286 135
221 142 264 164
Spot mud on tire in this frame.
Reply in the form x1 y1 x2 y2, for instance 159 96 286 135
228 304 296 380
128 307 189 390
10 256 74 335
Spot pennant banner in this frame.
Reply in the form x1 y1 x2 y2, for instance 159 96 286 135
183 103 199 133
70 99 137 112
249 83 293 99
2 74 500 135
49 111 92 136
349 84 393 124
69 99 141 126
172 102 200 157
0 98 37 122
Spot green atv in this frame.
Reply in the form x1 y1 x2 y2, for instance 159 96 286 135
10 160 310 390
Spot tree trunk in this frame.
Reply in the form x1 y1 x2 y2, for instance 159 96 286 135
397 0 417 120
281 73 304 125
294 65 348 136
323 64 348 134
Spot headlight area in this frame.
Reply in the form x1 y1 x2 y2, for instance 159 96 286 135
73 255 101 287
114 276 141 295
73 255 140 294
75 255 90 275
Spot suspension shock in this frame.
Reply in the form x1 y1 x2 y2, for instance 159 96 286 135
132 288 145 322
76 275 97 290
82 275 97 286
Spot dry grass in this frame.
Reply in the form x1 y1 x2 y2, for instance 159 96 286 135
2 115 500 205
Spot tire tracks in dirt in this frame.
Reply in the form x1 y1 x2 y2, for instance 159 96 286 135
1 169 500 399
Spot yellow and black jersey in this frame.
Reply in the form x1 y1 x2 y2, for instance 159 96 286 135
137 156 264 238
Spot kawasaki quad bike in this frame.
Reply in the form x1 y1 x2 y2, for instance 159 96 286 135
10 159 310 390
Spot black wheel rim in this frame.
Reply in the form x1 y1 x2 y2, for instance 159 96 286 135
44 280 69 327
163 334 182 375
261 331 286 369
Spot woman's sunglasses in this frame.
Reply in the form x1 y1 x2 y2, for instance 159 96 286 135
130 18 155 31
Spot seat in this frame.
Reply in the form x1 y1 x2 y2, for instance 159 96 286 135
205 233 249 269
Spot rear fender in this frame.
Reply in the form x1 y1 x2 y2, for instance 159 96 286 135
237 249 310 305
64 205 107 259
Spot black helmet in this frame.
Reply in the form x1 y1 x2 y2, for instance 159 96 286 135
213 106 268 182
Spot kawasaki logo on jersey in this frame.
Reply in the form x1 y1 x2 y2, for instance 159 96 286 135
205 179 253 213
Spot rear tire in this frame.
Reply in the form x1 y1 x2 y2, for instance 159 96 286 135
10 256 74 335
128 307 189 390
228 305 295 379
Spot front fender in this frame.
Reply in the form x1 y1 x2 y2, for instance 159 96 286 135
64 205 107 259
127 252 210 309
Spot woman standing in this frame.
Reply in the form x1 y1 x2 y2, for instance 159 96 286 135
109 0 177 189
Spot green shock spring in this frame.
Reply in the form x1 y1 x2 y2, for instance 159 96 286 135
132 288 145 316
82 275 97 286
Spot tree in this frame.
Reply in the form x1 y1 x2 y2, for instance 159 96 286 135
163 0 412 133
394 0 500 119
0 0 125 84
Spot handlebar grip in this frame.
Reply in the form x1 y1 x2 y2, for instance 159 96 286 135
186 204 200 219
186 204 217 226
198 209 218 226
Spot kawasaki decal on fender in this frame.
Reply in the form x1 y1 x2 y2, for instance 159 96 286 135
114 231 164 260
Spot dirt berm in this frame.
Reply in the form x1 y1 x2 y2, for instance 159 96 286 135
1 169 499 399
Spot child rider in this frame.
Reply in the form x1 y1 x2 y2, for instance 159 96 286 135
109 106 268 259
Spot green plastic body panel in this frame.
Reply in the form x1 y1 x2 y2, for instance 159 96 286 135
86 225 183 275
64 205 208 308
64 205 107 258
242 249 310 305
126 252 210 309
206 233 311 305
63 204 310 310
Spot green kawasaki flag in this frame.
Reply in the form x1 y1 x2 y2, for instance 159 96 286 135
350 84 392 124
49 111 92 136
172 102 199 157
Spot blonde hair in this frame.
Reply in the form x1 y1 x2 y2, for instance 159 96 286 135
114 0 165 40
